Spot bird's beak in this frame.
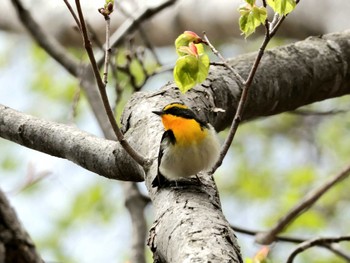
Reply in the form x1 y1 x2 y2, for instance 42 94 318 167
152 110 163 116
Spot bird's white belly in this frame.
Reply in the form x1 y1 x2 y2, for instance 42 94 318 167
159 132 220 180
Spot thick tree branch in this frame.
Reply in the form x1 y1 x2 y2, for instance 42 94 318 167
146 172 243 263
0 189 43 263
0 104 143 182
123 183 150 263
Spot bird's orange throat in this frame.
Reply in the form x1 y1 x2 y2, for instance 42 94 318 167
161 114 207 145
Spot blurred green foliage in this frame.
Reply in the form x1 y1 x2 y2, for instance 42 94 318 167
1 154 19 171
36 181 121 262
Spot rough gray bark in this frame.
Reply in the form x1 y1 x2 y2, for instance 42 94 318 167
0 189 43 263
0 104 143 182
123 183 149 263
147 172 242 262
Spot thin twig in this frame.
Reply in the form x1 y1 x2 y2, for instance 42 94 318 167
103 16 111 85
62 0 81 30
286 236 350 263
230 225 305 244
209 1 301 174
209 19 273 174
96 0 177 68
11 0 79 77
116 1 162 65
290 108 349 116
86 22 104 50
232 225 350 261
109 50 124 109
323 243 350 261
202 33 245 85
74 0 148 167
255 163 350 245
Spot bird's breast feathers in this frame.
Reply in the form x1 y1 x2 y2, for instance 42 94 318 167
159 125 220 180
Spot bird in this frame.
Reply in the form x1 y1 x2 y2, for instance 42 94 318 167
151 102 220 188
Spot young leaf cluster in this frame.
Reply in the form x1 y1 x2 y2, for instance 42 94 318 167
173 31 210 93
239 0 296 37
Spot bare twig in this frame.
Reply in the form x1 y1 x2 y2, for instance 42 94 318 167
109 50 124 108
62 0 81 30
323 243 350 261
11 0 79 77
203 33 245 85
74 0 148 167
6 163 51 195
209 1 301 174
231 225 350 261
290 108 349 116
286 236 350 263
230 225 305 244
209 21 272 174
116 1 161 66
255 164 350 245
103 16 112 85
96 0 177 67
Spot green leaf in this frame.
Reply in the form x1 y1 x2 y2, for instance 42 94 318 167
245 0 255 6
267 0 296 15
253 6 267 24
239 5 267 37
173 52 209 93
175 31 202 56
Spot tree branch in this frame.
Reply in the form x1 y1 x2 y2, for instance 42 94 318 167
0 104 144 182
11 0 80 77
74 0 148 167
231 225 350 261
146 173 243 263
123 183 150 263
255 163 350 245
287 236 350 263
0 189 44 263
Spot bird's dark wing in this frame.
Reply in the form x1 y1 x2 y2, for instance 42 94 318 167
151 130 176 188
